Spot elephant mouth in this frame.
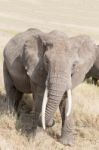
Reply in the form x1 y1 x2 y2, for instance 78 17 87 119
41 87 72 130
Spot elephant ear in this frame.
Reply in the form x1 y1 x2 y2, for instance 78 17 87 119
70 35 96 88
22 35 48 86
22 36 40 76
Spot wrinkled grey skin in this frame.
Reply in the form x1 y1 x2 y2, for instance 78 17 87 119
3 29 96 146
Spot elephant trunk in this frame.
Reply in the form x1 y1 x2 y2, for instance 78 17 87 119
42 75 72 129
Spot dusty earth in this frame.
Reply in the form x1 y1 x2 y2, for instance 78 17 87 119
0 0 99 149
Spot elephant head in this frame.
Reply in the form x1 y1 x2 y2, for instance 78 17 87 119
42 34 96 129
23 30 70 121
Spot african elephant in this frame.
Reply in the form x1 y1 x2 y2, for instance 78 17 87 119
86 45 99 83
3 28 70 136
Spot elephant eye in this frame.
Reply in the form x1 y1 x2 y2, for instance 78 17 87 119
71 62 77 76
46 59 49 65
45 57 49 64
44 54 49 64
73 63 76 68
44 55 49 70
44 56 49 71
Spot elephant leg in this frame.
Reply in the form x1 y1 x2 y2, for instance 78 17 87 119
3 62 23 114
31 83 46 128
6 86 23 115
59 93 74 146
20 83 45 135
92 77 97 85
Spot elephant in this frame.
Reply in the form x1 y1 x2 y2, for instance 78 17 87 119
3 28 70 137
3 28 97 146
86 45 99 84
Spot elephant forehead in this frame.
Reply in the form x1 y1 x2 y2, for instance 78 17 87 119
48 32 67 45
54 36 67 44
49 41 68 54
47 51 66 62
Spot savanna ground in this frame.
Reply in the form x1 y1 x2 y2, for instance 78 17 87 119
0 0 99 149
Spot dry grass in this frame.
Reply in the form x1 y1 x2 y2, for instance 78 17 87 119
0 83 99 150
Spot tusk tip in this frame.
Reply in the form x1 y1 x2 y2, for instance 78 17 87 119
42 124 46 130
66 112 70 117
43 127 46 130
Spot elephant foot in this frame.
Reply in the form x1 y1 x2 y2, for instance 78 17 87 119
18 112 38 136
25 127 37 138
38 117 55 128
58 133 74 146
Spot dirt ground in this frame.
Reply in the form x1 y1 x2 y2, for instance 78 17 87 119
0 0 99 149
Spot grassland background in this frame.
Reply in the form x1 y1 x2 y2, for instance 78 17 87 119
0 0 99 149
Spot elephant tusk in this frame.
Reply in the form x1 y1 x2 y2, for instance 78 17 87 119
66 89 72 117
42 88 48 130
